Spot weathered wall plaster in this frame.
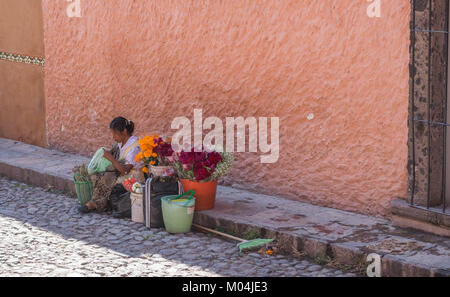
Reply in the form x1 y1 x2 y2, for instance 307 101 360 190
42 0 411 216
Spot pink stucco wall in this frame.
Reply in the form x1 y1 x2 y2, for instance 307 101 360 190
42 0 411 217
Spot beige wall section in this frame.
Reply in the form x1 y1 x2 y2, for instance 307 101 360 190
42 1 411 217
0 0 46 147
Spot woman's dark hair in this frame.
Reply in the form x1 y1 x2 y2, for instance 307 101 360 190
109 116 135 135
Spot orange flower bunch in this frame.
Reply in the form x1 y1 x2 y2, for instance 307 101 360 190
136 135 159 173
135 135 174 174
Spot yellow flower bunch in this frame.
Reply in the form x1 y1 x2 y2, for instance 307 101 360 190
136 135 160 173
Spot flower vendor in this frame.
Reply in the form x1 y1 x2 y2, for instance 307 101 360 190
78 116 145 214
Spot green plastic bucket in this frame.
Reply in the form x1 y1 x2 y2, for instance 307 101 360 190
73 174 93 205
161 190 196 234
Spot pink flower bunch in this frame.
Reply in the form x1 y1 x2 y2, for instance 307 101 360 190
176 147 223 181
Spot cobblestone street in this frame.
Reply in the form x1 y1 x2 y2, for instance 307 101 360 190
0 176 357 277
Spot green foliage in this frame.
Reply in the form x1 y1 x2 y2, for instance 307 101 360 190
205 152 234 182
243 229 261 240
315 254 332 265
173 161 195 180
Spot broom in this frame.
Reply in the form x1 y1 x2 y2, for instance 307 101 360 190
179 184 274 252
192 224 274 252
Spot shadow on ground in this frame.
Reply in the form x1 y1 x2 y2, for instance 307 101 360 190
0 176 344 277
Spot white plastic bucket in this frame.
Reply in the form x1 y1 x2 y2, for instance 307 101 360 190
130 192 144 223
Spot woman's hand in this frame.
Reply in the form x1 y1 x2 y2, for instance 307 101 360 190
102 148 133 175
122 164 134 175
103 149 114 162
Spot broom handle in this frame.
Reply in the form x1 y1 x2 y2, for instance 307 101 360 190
192 224 244 242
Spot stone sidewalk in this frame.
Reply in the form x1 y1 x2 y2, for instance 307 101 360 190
1 176 354 277
0 137 449 277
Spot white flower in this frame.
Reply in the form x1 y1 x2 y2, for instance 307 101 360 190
131 182 144 194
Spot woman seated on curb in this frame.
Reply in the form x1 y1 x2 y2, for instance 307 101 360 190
78 116 145 214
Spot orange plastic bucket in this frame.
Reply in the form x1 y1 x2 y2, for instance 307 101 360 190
180 179 218 211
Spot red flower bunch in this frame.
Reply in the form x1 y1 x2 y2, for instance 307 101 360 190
176 147 223 181
153 137 174 158
122 177 137 192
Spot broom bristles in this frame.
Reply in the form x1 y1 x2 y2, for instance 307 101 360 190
238 238 274 252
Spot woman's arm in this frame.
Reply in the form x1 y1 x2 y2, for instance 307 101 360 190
103 149 133 175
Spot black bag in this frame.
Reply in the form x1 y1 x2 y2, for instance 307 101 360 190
145 176 179 228
108 184 131 218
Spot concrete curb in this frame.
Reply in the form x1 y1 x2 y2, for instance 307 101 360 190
0 161 76 195
193 211 450 277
